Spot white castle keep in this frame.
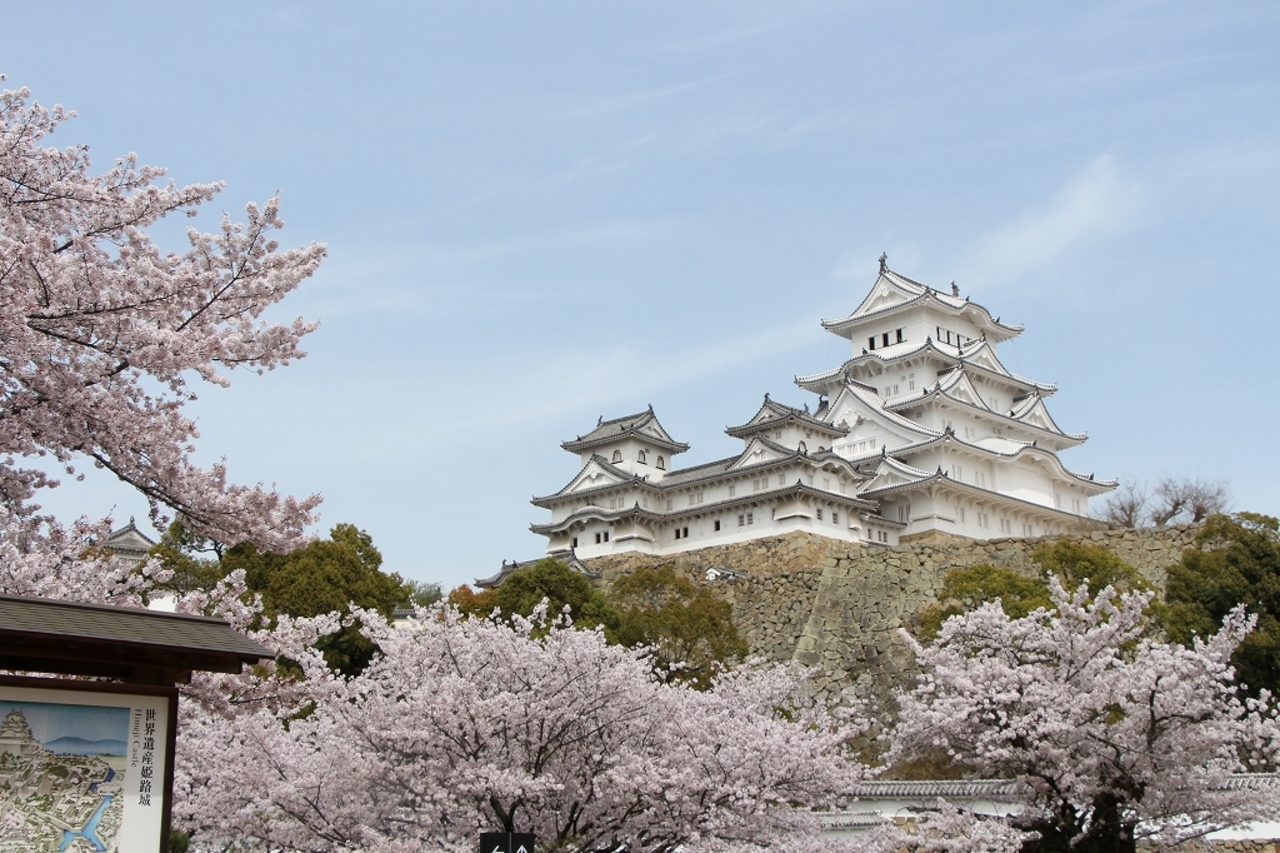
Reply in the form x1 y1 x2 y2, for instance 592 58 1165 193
530 262 1114 561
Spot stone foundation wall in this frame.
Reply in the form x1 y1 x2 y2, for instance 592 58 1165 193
792 525 1198 700
582 525 1199 694
585 532 844 661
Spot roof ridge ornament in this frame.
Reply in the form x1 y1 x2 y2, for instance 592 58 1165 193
951 281 959 297
878 252 888 274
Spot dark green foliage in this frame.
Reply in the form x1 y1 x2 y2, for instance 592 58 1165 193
152 522 416 676
917 564 1051 640
1031 540 1148 599
916 541 1146 640
1162 513 1280 696
450 559 622 638
611 565 749 688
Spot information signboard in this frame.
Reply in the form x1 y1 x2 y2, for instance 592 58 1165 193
481 831 537 853
0 675 177 853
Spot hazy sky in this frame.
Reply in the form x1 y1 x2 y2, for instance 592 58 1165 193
5 2 1278 590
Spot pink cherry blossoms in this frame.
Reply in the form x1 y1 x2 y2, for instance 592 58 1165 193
890 580 1280 851
0 79 323 575
174 604 869 853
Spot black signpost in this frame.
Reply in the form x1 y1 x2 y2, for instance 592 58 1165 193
481 831 536 853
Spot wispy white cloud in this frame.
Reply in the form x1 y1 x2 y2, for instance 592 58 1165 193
361 314 821 454
956 155 1141 290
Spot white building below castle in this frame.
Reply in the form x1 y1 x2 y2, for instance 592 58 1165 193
530 263 1114 562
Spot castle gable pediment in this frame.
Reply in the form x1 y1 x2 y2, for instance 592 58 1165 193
562 458 631 494
727 437 793 471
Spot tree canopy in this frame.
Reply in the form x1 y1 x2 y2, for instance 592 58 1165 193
916 540 1147 638
0 80 323 556
154 522 411 675
1162 512 1280 697
611 565 749 688
449 558 622 637
894 581 1280 853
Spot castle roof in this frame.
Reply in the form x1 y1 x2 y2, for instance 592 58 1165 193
725 395 851 440
561 406 689 455
821 268 1023 343
533 437 868 508
795 337 1056 397
884 367 1085 446
872 429 1112 493
531 479 879 537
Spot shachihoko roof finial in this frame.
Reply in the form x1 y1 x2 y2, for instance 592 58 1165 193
951 281 959 297
878 252 888 274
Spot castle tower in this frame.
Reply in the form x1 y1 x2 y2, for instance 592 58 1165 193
794 263 1113 540
526 263 1113 565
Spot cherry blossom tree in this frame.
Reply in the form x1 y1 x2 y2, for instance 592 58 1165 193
890 580 1280 853
0 77 324 592
174 604 868 853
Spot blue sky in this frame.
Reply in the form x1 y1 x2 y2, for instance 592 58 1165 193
5 2 1279 590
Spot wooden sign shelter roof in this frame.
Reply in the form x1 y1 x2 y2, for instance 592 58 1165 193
0 593 273 684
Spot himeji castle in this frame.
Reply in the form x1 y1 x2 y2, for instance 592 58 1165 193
531 261 1115 560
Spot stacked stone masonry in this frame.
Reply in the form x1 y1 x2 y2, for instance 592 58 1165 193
583 525 1200 699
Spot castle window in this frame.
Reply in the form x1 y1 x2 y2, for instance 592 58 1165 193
832 511 840 525
816 508 824 521
747 512 754 525
572 536 578 548
868 336 877 351
595 532 602 544
957 507 966 523
611 450 622 463
738 513 746 527
666 499 673 511
688 492 703 506
882 332 891 348
896 328 904 343
728 484 736 497
638 449 647 464
714 520 721 531
656 456 665 470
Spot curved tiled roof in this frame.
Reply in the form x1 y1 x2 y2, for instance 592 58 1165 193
535 439 870 508
877 430 1111 492
531 480 879 536
562 406 690 454
821 269 1024 343
725 395 849 439
796 337 1056 396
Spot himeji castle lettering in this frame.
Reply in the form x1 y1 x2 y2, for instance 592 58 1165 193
531 265 1115 560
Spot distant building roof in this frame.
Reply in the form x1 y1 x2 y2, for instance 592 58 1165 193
105 518 156 563
562 407 690 455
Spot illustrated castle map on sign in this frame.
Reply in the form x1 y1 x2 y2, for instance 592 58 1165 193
530 263 1115 562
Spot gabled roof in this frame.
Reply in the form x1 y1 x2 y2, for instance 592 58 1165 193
534 436 868 508
885 367 1086 446
725 394 849 440
531 480 879 536
795 337 1055 397
821 381 941 441
105 518 156 562
561 406 690 455
880 430 1114 494
821 267 1024 343
532 454 645 507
